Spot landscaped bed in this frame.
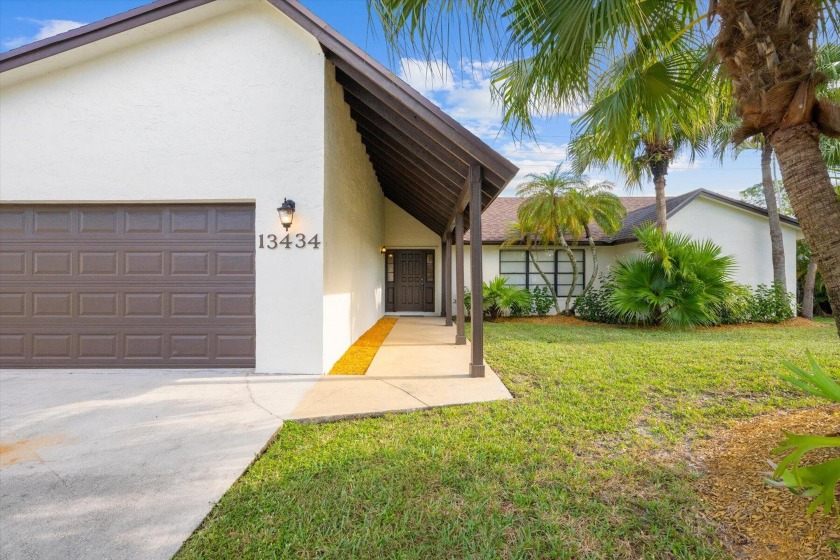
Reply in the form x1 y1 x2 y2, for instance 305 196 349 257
177 320 839 559
328 317 397 375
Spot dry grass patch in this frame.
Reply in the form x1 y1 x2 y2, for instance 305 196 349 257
695 405 840 559
328 317 397 375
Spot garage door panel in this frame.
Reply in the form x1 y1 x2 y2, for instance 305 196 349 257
0 251 26 274
78 209 120 234
0 293 25 316
33 209 72 234
0 204 255 368
79 251 119 275
33 293 73 317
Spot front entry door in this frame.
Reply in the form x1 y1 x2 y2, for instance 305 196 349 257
386 250 435 312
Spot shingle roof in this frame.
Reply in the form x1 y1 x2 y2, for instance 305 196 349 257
468 188 799 244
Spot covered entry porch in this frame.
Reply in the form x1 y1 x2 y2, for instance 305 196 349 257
290 316 512 422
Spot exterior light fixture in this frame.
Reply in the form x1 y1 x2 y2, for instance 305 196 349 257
277 198 295 230
380 247 387 254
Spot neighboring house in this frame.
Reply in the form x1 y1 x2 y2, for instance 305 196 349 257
0 0 517 374
462 189 803 303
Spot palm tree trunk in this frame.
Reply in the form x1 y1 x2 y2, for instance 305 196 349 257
653 171 667 233
801 256 818 321
529 251 561 314
557 234 578 314
760 143 787 288
583 224 598 295
771 124 840 337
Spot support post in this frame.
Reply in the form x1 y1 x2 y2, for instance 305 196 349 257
455 213 466 345
443 233 453 326
469 164 485 377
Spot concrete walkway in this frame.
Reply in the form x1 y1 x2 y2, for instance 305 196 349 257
0 369 318 560
290 317 512 422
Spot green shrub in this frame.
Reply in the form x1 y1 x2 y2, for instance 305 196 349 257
464 287 471 317
714 284 754 325
610 225 737 328
509 290 534 317
483 277 532 320
750 283 795 323
531 286 555 317
574 275 624 324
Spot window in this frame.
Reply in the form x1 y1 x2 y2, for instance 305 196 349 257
499 249 585 296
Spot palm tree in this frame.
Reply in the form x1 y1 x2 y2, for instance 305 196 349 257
560 182 626 294
503 166 596 314
710 44 840 289
569 47 714 233
372 0 840 336
711 130 789 286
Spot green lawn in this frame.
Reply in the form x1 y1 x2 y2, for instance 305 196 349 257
177 322 840 559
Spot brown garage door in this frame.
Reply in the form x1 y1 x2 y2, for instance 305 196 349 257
0 204 256 368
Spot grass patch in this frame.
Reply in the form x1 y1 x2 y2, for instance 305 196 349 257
329 317 397 375
178 322 840 559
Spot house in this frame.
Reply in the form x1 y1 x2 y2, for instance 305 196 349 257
0 0 518 374
463 189 803 304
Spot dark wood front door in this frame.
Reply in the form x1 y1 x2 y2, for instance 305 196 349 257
386 250 434 312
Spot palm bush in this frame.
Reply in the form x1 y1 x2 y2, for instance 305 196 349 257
609 224 737 328
483 277 531 320
767 354 840 516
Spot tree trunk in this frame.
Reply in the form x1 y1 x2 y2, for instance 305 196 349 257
771 124 840 338
802 256 818 321
529 251 561 314
760 143 787 288
653 171 667 233
583 224 598 295
557 233 578 314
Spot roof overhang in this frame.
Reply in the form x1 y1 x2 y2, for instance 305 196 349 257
0 0 518 236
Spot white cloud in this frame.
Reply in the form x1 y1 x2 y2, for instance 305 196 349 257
398 57 503 137
669 153 704 172
398 58 456 96
495 140 570 195
2 18 86 51
397 56 589 142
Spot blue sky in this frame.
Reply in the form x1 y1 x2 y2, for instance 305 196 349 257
0 0 767 198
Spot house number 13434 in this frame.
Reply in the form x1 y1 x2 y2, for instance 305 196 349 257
258 233 321 249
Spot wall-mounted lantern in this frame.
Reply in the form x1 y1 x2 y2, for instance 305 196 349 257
277 198 295 230
380 247 387 254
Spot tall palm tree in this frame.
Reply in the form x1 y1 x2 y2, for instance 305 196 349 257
710 43 840 289
569 47 713 232
560 182 626 294
371 0 840 336
710 129 789 285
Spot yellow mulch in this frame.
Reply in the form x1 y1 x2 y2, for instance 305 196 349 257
694 405 840 560
328 317 398 375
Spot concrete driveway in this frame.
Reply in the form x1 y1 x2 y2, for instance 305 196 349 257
0 369 318 560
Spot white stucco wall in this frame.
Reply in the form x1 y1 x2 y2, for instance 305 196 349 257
667 195 800 295
0 0 328 373
383 199 442 314
322 63 385 372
